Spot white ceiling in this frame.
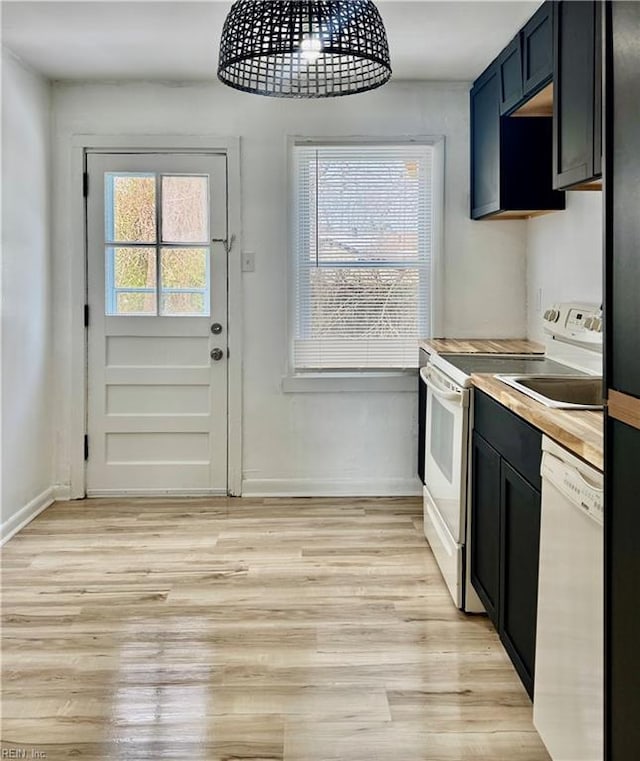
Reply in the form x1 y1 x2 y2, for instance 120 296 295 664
1 0 540 83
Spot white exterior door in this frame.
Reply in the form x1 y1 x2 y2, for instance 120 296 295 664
86 152 228 495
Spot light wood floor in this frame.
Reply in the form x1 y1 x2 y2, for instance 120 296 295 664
1 497 551 760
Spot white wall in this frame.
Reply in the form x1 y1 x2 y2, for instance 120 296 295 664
51 80 527 496
1 50 54 534
526 192 603 343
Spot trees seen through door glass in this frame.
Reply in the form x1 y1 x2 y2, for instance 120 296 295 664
162 176 209 243
104 172 211 316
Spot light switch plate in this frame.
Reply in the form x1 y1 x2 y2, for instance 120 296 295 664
242 251 256 272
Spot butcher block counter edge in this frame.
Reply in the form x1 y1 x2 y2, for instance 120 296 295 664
419 338 545 355
471 374 603 472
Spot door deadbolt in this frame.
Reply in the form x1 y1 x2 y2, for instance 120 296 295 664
210 348 224 361
211 323 223 335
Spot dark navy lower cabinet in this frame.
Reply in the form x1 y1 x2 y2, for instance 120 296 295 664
470 431 501 626
606 418 640 759
499 460 541 699
471 391 541 699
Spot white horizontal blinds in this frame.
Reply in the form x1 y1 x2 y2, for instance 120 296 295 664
294 144 433 369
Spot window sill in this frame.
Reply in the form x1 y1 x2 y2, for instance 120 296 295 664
281 371 418 393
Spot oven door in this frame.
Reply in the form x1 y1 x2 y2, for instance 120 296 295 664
422 364 469 543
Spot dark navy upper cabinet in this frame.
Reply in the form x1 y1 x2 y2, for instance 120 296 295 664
553 0 602 190
522 1 553 98
470 2 565 220
470 78 565 220
499 36 524 115
470 65 501 217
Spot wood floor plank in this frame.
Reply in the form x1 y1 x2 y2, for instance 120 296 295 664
1 497 550 760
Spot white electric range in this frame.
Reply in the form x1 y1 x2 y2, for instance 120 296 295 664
420 302 603 612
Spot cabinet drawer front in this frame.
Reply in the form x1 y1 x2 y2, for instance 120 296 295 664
474 390 542 490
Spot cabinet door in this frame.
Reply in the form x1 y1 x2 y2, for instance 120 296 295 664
607 1 640 396
471 67 501 218
607 418 640 758
606 4 640 757
499 461 541 699
499 36 524 114
470 432 501 626
522 1 553 97
553 0 602 189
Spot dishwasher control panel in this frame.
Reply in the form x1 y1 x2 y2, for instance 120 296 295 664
542 453 604 525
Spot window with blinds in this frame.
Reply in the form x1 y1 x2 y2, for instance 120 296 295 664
292 143 434 370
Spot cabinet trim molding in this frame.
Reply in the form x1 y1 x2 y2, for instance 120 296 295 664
608 390 640 430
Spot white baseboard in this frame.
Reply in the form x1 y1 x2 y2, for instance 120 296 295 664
1 487 55 545
241 477 423 498
52 484 72 501
86 488 228 498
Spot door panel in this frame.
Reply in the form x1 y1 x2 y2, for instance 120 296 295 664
86 153 228 495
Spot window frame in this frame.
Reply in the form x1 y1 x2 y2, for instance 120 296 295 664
284 136 444 390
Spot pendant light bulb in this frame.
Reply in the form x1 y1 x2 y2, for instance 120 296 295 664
300 35 323 63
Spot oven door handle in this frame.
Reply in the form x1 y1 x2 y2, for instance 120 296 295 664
420 367 464 404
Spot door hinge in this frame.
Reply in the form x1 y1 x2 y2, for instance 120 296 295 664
83 172 89 197
84 304 90 327
84 435 89 461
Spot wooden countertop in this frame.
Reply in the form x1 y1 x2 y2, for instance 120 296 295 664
419 338 545 356
472 373 604 471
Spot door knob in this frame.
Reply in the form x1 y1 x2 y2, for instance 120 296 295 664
211 323 223 334
210 348 224 361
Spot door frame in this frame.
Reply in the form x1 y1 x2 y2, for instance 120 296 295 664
69 134 242 497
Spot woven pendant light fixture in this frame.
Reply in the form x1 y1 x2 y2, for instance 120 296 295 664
218 1 392 98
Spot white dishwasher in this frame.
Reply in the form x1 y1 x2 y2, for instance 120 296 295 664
534 437 603 761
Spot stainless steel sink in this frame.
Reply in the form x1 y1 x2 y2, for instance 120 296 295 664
494 374 604 410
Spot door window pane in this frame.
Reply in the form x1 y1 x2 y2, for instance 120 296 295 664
116 292 157 315
103 173 212 317
106 247 156 315
160 248 210 316
161 176 209 243
105 174 156 243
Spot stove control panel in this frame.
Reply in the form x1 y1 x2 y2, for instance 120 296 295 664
543 302 603 346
